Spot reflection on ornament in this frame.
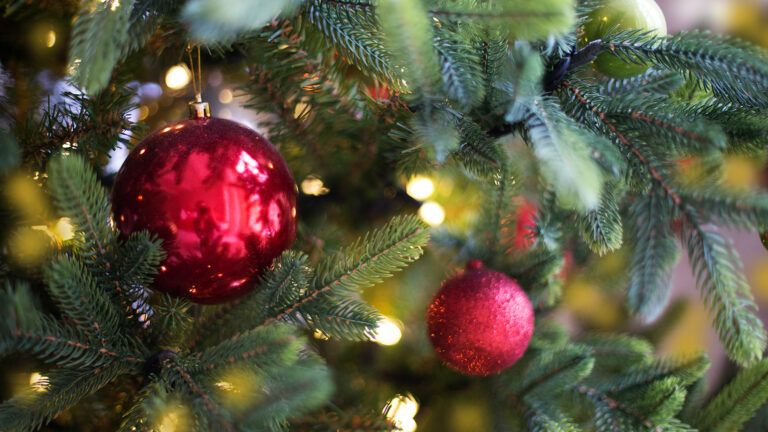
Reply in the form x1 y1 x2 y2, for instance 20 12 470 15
164 64 191 90
383 393 419 432
406 176 434 201
372 317 402 346
29 372 48 393
418 201 445 226
301 176 330 196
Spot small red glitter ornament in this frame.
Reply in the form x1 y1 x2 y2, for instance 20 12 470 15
427 260 534 376
112 101 297 304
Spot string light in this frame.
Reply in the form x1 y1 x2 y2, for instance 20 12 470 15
418 201 445 226
405 176 434 201
383 393 419 431
45 30 56 48
29 372 48 393
301 176 330 196
313 329 330 340
371 317 402 346
164 64 191 90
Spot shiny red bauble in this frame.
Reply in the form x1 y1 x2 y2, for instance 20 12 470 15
427 260 534 376
112 116 297 304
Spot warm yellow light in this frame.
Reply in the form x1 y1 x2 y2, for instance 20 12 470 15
138 105 150 121
293 101 309 119
372 317 402 346
214 369 261 412
29 372 48 393
215 381 236 392
218 88 234 104
157 409 182 432
313 329 330 340
418 201 445 226
384 393 419 431
51 217 75 242
405 176 434 201
165 64 191 90
398 418 417 432
301 176 330 196
45 30 56 48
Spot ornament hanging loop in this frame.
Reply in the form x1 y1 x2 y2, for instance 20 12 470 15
186 43 210 119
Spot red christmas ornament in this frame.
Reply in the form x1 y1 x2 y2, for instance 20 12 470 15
366 84 391 102
112 102 297 304
427 260 534 376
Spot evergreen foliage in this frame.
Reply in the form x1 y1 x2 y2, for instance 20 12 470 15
2 0 768 430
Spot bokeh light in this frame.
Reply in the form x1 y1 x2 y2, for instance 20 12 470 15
218 88 234 104
301 176 330 196
45 30 56 48
406 176 434 201
164 64 191 90
372 317 402 346
418 201 445 226
28 372 48 393
384 393 419 431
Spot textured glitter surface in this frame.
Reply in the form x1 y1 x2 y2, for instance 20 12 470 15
112 117 297 304
427 263 534 376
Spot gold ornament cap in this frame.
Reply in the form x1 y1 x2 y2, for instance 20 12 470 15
188 100 211 119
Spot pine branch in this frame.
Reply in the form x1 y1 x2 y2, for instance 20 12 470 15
239 356 333 430
561 81 766 365
43 256 125 346
600 30 768 108
182 0 302 43
578 184 623 256
452 117 504 179
306 0 400 86
427 0 575 42
525 399 581 432
679 187 768 230
524 97 604 211
1 283 141 369
504 345 594 399
599 69 684 97
579 334 653 373
260 215 428 329
0 362 132 432
47 155 114 262
626 189 679 322
692 359 768 432
163 360 235 432
680 218 767 366
190 325 301 374
378 0 440 99
433 25 485 109
69 0 136 94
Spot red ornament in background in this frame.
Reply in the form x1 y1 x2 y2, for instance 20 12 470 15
112 103 297 304
366 84 391 102
514 201 538 250
427 260 534 376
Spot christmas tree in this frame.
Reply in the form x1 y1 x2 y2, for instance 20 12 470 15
2 0 768 430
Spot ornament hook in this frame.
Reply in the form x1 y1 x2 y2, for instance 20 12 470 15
186 44 210 119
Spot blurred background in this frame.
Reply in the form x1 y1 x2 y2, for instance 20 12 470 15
2 0 768 431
